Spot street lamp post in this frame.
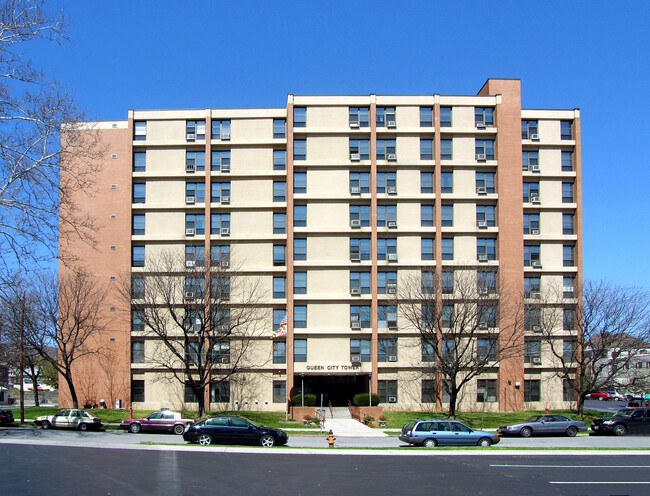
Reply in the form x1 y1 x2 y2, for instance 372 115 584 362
301 373 305 408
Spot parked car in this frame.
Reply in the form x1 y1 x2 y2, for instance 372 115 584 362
399 419 500 447
497 414 587 437
120 411 194 435
591 408 650 436
603 389 626 401
35 409 102 431
586 391 612 401
0 408 14 425
183 416 288 447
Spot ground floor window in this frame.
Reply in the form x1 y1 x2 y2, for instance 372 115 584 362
131 380 144 402
184 381 199 403
524 380 541 402
421 379 436 403
442 380 452 403
476 379 497 402
378 380 397 403
211 381 230 403
563 379 575 401
273 381 286 403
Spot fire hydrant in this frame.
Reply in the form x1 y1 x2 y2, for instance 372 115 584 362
326 430 336 448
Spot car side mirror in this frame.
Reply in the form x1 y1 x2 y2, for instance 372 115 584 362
248 425 253 430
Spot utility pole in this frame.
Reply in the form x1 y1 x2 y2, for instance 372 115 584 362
19 291 25 424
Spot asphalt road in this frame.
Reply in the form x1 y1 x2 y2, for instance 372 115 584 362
1 444 649 496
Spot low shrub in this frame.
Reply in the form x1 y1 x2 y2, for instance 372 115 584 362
292 393 317 406
352 393 381 406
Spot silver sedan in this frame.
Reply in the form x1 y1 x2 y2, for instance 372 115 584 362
497 414 587 437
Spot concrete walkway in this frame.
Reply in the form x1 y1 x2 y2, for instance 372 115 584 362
323 418 389 437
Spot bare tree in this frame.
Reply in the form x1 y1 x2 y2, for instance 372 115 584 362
123 249 268 416
537 279 650 413
0 0 102 269
399 268 524 417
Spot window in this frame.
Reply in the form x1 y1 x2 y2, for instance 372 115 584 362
475 107 494 126
131 309 144 332
420 139 433 160
440 139 453 160
273 341 286 364
524 306 541 331
350 305 371 328
422 380 436 403
210 276 230 300
421 270 434 293
420 107 433 127
132 246 145 267
377 205 397 227
377 305 397 328
273 119 286 139
523 181 539 202
211 120 230 140
475 139 495 160
476 205 496 227
185 276 205 298
477 338 497 361
211 244 230 266
521 120 538 140
476 172 495 193
442 237 454 260
349 107 369 127
563 276 575 297
524 339 541 363
183 381 200 403
212 342 230 364
524 276 541 296
421 205 434 227
378 338 397 362
477 238 496 261
377 238 397 261
476 379 497 402
186 213 205 235
273 309 285 332
131 380 145 402
293 139 306 160
376 107 396 127
477 270 497 293
134 121 146 141
522 150 539 169
186 182 206 203
440 106 452 127
273 181 286 202
132 214 145 235
350 271 371 294
421 238 434 260
133 151 146 172
131 340 144 363
563 379 575 401
562 182 574 203
294 205 306 227
211 150 231 171
561 120 572 140
441 204 453 227
350 172 370 194
294 336 307 359
561 151 573 171
421 172 433 193
273 213 286 234
378 380 398 403
350 338 371 362
186 120 206 140
350 238 370 261
294 238 306 260
210 182 230 203
185 309 204 333
350 205 371 227
132 276 145 299
376 139 396 160
211 213 230 234
441 171 453 193
563 307 575 330
442 304 454 328
273 381 286 403
477 305 498 328
563 340 576 361
273 245 286 266
422 339 435 362
273 150 287 170
186 150 206 172
523 213 540 234
273 277 286 298
563 213 574 235
563 245 575 267
294 271 307 294
133 183 146 203
349 138 370 160
293 172 307 194
524 244 540 266
377 271 397 294
293 107 306 127
524 380 541 402
376 172 396 194
210 381 230 403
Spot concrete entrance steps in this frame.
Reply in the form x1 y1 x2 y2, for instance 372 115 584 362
330 407 352 419
323 418 389 437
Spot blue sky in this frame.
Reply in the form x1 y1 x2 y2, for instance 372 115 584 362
35 1 650 286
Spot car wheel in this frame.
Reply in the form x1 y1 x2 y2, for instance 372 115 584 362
79 423 89 432
477 437 492 447
129 423 141 434
41 420 51 430
566 426 578 437
198 433 213 446
599 396 604 401
520 427 533 438
260 435 275 447
173 424 185 435
613 424 627 436
423 438 437 448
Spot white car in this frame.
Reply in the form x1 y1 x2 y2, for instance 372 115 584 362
35 409 102 431
604 389 626 401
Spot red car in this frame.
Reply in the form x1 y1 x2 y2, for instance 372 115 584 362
586 391 612 401
120 411 194 435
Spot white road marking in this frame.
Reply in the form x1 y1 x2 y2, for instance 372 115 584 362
549 481 650 485
491 464 650 468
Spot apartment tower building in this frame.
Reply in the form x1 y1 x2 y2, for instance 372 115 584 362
60 78 582 412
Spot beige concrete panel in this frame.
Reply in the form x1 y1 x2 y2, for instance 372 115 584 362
538 120 558 142
453 203 476 229
396 106 420 128
234 210 273 235
232 178 273 206
232 148 274 174
233 118 272 141
440 95 497 106
454 234 476 262
146 180 185 206
308 136 348 163
540 211 563 235
398 169 423 196
395 136 420 163
307 204 350 231
397 203 425 230
541 275 565 293
453 169 477 195
147 148 187 175
233 242 274 269
452 106 475 128
147 120 187 142
454 136 476 163
539 149 562 175
307 336 353 362
397 235 422 262
294 95 370 106
142 243 183 261
540 179 561 205
309 237 349 264
145 211 185 237
306 267 349 296
521 109 576 120
307 169 350 197
134 110 206 120
540 243 563 268
305 106 348 130
308 301 350 330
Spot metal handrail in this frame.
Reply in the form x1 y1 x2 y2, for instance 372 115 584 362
328 399 334 419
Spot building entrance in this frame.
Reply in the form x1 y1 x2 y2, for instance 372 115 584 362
297 375 368 407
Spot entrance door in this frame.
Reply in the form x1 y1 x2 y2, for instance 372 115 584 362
300 375 367 406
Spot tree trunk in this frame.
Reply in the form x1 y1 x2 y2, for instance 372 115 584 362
32 387 40 407
576 394 585 415
448 389 458 418
65 373 79 408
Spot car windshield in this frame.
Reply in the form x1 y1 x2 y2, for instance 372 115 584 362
614 409 635 418
525 416 542 422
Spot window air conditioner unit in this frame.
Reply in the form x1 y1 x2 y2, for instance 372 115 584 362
476 121 486 129
478 254 488 262
387 253 398 262
387 121 397 128
351 219 361 228
350 186 361 194
530 164 540 172
220 133 230 140
478 221 488 228
478 287 489 295
185 228 195 236
221 164 230 173
388 396 397 403
218 324 229 333
388 355 397 362
350 153 361 161
387 221 397 228
532 357 542 365
479 322 489 330
351 287 361 296
387 287 397 295
530 292 541 299
351 322 361 329
530 195 540 204
476 187 487 194
531 229 540 235
349 121 360 128
220 260 230 268
532 325 541 333
220 227 230 236
531 261 542 268
476 153 486 161
351 355 361 362
387 186 397 194
350 253 361 261
387 154 397 161
388 321 398 329
221 196 230 204
186 133 196 141
186 163 196 173
185 291 195 300
186 260 196 268
220 357 229 364
562 286 574 294
530 134 540 141
186 196 196 204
